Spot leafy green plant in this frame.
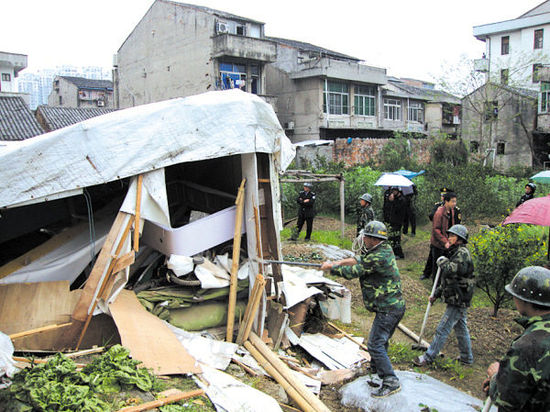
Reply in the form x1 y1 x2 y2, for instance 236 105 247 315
470 224 548 316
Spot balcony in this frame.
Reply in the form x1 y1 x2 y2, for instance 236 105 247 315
290 58 387 85
474 58 489 73
212 34 277 62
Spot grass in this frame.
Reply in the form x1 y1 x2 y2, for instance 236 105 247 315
281 227 353 250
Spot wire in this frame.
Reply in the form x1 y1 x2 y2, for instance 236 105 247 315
83 189 96 266
352 232 367 255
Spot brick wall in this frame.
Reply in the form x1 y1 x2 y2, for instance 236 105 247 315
332 138 431 166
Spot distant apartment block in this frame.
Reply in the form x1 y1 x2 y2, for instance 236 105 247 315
48 76 114 108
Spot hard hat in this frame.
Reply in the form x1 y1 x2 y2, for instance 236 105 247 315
360 193 373 203
304 182 313 188
505 266 550 306
362 220 388 240
526 182 537 193
447 224 468 243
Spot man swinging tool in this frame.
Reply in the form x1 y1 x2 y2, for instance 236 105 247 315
482 266 550 411
413 224 474 367
321 220 405 398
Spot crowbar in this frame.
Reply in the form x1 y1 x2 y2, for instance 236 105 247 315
258 259 322 268
413 266 441 350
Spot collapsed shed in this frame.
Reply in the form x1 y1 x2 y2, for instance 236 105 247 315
0 90 295 366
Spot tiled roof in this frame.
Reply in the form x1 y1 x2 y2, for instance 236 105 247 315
0 96 44 141
267 37 360 62
59 76 113 90
387 80 461 104
36 105 117 132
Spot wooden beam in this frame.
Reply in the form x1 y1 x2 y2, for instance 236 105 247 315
133 174 143 252
339 174 345 238
116 389 205 412
327 322 369 352
9 322 72 340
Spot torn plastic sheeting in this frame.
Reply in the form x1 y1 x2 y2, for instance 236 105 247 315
232 349 268 376
194 363 282 412
167 254 194 277
318 288 352 324
0 332 18 388
291 369 321 395
341 371 494 412
193 258 250 289
310 244 355 261
286 327 365 370
0 217 111 285
165 322 237 370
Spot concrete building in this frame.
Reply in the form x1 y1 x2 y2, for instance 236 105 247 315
461 83 538 170
0 51 31 106
114 0 277 108
474 0 550 90
48 76 114 108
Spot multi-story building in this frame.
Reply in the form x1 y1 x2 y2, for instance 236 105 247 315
0 51 31 106
48 76 114 108
473 0 550 90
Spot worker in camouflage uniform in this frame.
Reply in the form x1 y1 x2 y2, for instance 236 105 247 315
321 221 405 398
356 193 375 236
413 225 474 367
482 266 550 411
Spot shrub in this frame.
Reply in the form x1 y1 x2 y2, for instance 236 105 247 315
470 224 548 316
429 136 468 166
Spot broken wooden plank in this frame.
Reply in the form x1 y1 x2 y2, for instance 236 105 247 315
109 289 201 375
9 322 72 340
133 174 143 252
116 389 205 412
327 322 369 352
111 251 136 275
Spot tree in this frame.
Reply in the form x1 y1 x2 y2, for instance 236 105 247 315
470 224 547 316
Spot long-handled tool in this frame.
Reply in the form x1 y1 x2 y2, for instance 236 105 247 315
481 397 493 412
257 259 322 268
412 266 441 350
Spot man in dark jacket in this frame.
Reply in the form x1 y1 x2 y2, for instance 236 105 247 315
290 183 316 241
321 221 405 398
413 224 474 366
402 184 417 236
516 182 536 207
383 187 406 259
482 266 550 411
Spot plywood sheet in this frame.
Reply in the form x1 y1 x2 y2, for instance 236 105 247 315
109 289 201 375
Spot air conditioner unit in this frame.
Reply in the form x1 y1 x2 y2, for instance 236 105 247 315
97 99 105 107
286 121 295 130
216 22 229 34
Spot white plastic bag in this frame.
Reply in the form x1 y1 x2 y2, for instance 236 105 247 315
0 332 18 388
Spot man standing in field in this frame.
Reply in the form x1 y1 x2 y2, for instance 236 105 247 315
290 182 316 241
356 193 375 236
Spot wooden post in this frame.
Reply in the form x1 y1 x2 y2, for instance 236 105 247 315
236 274 266 345
339 174 345 238
134 174 143 252
226 179 246 342
116 389 205 412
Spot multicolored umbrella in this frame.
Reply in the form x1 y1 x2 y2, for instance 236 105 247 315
531 171 550 184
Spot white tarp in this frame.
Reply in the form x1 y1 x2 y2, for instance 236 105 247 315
0 89 295 208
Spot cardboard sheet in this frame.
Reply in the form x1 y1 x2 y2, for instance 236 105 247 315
109 289 201 375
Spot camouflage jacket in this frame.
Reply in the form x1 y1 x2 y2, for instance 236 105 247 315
489 313 550 411
330 242 405 313
356 205 375 235
433 244 475 307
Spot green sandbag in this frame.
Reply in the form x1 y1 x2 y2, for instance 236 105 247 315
167 300 247 331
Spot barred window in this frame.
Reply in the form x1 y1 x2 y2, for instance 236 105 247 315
323 81 349 115
354 85 376 116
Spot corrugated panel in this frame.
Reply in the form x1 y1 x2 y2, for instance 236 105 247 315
36 106 117 131
0 96 44 141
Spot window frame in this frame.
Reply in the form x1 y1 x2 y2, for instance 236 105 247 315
1 73 11 82
500 68 509 85
535 29 544 49
407 101 424 123
540 82 550 113
384 98 402 121
323 81 349 115
353 85 376 116
496 142 505 155
533 63 543 83
501 36 510 55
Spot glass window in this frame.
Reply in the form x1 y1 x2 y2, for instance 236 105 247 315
500 69 509 85
408 101 424 123
540 82 550 113
501 36 509 55
323 81 349 115
497 142 505 155
533 63 543 83
1 73 10 82
219 62 260 94
384 98 401 121
354 85 376 116
535 29 544 49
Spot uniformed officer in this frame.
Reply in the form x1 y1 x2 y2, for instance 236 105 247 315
290 182 316 241
516 182 536 207
383 186 406 259
413 225 474 367
482 266 550 411
321 221 405 398
356 193 375 236
421 187 462 280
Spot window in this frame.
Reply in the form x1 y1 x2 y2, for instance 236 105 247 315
533 63 543 83
236 25 246 36
500 69 509 85
484 100 498 121
408 101 424 123
501 36 509 55
470 141 479 153
535 29 544 49
59 96 63 105
323 81 349 115
497 142 505 155
1 73 10 82
219 62 259 94
540 82 550 113
384 98 401 121
354 85 376 116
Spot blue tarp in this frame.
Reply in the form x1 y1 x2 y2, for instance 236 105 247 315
393 169 425 179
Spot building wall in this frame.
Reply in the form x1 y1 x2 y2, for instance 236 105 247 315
116 1 216 108
425 102 443 135
462 84 536 170
48 79 78 107
0 63 16 93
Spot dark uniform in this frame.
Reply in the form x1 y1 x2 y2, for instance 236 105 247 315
356 205 375 236
516 193 534 207
330 241 405 392
383 189 406 258
291 189 316 241
402 185 417 236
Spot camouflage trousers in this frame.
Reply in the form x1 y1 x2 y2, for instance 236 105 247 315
387 224 404 259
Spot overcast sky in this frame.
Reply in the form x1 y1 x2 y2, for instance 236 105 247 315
1 0 545 82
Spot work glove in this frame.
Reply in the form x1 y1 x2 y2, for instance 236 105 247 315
436 256 449 267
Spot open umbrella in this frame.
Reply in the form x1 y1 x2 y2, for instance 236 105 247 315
531 170 550 184
374 173 414 188
502 195 550 258
394 169 425 179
